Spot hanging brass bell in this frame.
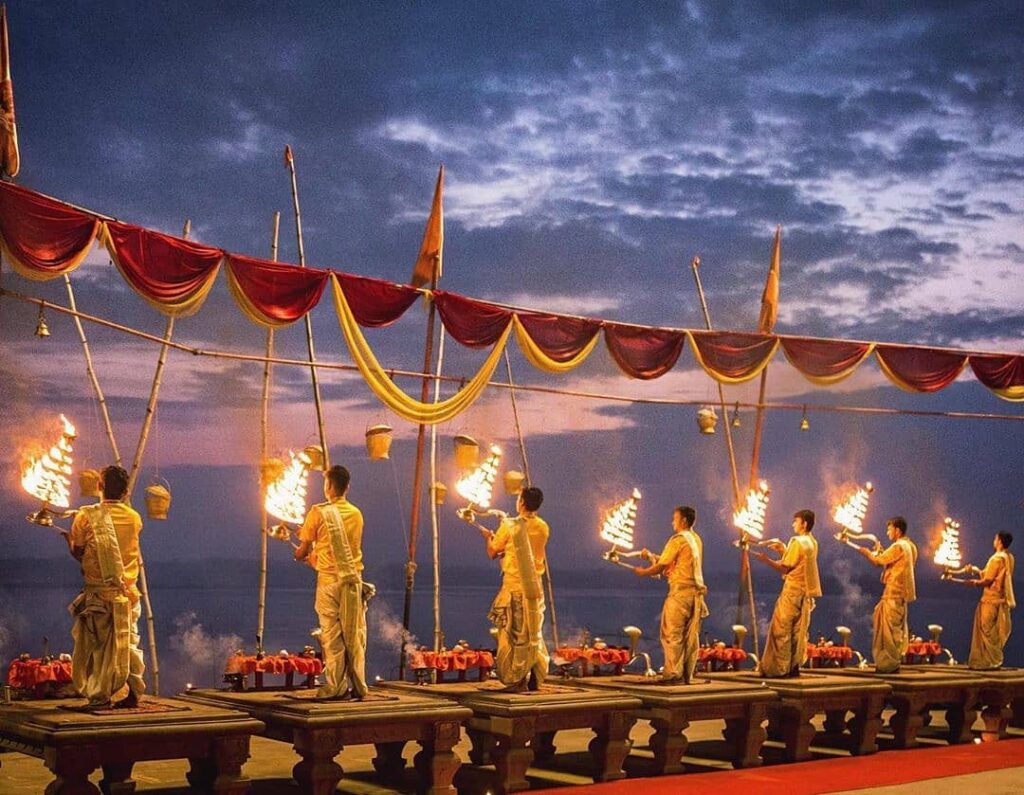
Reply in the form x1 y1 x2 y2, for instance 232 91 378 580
34 306 50 338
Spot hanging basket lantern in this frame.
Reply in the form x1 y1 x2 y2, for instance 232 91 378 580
78 469 102 499
259 458 285 491
453 434 479 470
302 445 325 471
430 481 447 505
697 406 719 435
365 424 393 461
144 480 172 521
503 470 525 496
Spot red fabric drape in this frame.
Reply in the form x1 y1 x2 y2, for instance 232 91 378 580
0 181 100 279
434 291 513 348
516 311 602 363
969 354 1024 392
226 254 329 326
781 337 873 384
104 221 223 316
604 323 687 379
876 345 968 393
690 331 778 382
334 272 420 328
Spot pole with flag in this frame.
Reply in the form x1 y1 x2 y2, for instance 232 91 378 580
399 165 444 678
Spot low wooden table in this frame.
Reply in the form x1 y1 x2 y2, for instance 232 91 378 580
183 687 471 795
383 680 641 794
715 671 889 762
573 674 775 773
829 666 985 747
901 665 1024 741
0 696 263 795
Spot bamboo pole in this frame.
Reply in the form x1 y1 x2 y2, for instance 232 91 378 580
284 146 329 469
256 211 281 657
430 328 446 653
503 348 560 649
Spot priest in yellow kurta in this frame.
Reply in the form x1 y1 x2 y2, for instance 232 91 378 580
67 465 145 708
478 486 550 692
751 509 821 678
958 532 1015 669
857 516 917 673
294 465 369 700
634 505 708 683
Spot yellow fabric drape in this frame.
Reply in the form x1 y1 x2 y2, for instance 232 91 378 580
513 315 600 374
781 342 876 386
331 274 510 424
686 333 780 384
991 385 1024 402
0 218 101 282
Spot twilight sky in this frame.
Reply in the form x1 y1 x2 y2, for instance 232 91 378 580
1 1 1022 632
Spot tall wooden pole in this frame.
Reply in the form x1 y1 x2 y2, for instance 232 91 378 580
256 211 281 657
748 370 769 490
430 327 446 653
399 265 439 679
284 146 330 468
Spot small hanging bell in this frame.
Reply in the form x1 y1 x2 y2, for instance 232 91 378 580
799 405 810 431
34 306 50 338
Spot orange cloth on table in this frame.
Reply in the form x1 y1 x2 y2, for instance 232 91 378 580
905 641 942 657
7 658 74 689
555 647 631 666
407 649 495 672
698 647 748 664
225 654 323 676
806 645 854 661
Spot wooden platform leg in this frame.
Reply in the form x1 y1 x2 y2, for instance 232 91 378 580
777 708 816 762
99 763 136 795
889 696 928 749
823 709 848 735
292 728 344 795
724 702 767 769
492 721 535 794
466 728 496 766
44 746 101 795
980 703 1012 743
372 741 407 776
848 694 884 756
414 720 462 795
588 711 634 782
945 697 979 745
649 714 688 775
531 730 557 762
188 736 252 794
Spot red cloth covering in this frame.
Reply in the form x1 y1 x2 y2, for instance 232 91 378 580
0 181 100 279
698 646 749 664
969 354 1024 393
224 654 323 677
806 645 854 662
105 220 223 315
335 272 421 327
690 331 777 381
434 291 512 347
226 254 329 326
905 641 942 658
7 658 73 690
876 345 968 392
604 323 687 380
781 337 873 383
407 649 495 672
516 311 602 363
554 647 631 666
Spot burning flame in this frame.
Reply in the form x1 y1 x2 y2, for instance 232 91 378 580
600 488 642 550
833 481 874 535
455 445 501 509
733 480 770 540
933 517 962 569
21 415 76 509
264 450 311 525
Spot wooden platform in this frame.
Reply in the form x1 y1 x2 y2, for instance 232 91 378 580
183 687 471 795
899 665 1024 740
0 696 264 795
382 679 642 793
569 674 775 774
712 671 890 762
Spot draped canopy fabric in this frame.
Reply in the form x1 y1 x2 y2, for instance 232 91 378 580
513 312 601 373
604 323 687 380
781 337 875 385
334 272 421 328
875 345 968 393
226 254 329 328
969 354 1024 402
0 181 100 280
689 331 779 383
434 291 513 348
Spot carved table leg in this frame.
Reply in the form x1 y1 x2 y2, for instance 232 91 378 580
823 709 848 735
188 736 252 795
649 714 688 775
778 708 816 762
531 730 557 763
889 697 928 749
945 696 979 745
292 729 344 795
724 702 767 768
766 713 784 742
466 728 496 766
44 746 101 795
372 742 407 776
848 694 884 756
589 711 635 782
99 763 136 795
492 728 534 794
981 703 1012 743
414 720 462 795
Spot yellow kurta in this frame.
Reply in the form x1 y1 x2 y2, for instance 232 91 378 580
299 499 367 697
760 534 821 677
488 514 551 686
872 537 917 673
657 530 708 682
968 550 1015 670
68 501 145 705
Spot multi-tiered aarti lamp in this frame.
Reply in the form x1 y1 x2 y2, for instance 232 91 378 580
935 517 978 578
455 445 502 522
832 482 880 550
733 480 770 548
264 450 312 545
600 488 649 570
23 415 78 528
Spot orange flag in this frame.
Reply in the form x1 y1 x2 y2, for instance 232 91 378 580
0 5 20 178
410 165 444 288
757 225 781 333
283 144 293 167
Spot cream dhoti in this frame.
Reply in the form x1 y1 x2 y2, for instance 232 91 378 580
871 537 917 673
759 533 821 678
968 549 1015 670
660 586 706 682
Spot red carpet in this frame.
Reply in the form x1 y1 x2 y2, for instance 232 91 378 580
548 738 1024 794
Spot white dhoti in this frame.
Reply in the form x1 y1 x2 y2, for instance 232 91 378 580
760 587 813 677
872 597 908 673
968 601 1012 670
488 587 550 686
660 586 706 682
315 571 368 698
69 590 144 705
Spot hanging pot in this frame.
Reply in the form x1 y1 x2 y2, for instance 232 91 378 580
430 481 447 505
365 424 393 461
144 479 172 521
259 457 285 490
503 470 525 496
697 406 718 435
302 445 324 470
453 434 479 470
78 469 102 499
